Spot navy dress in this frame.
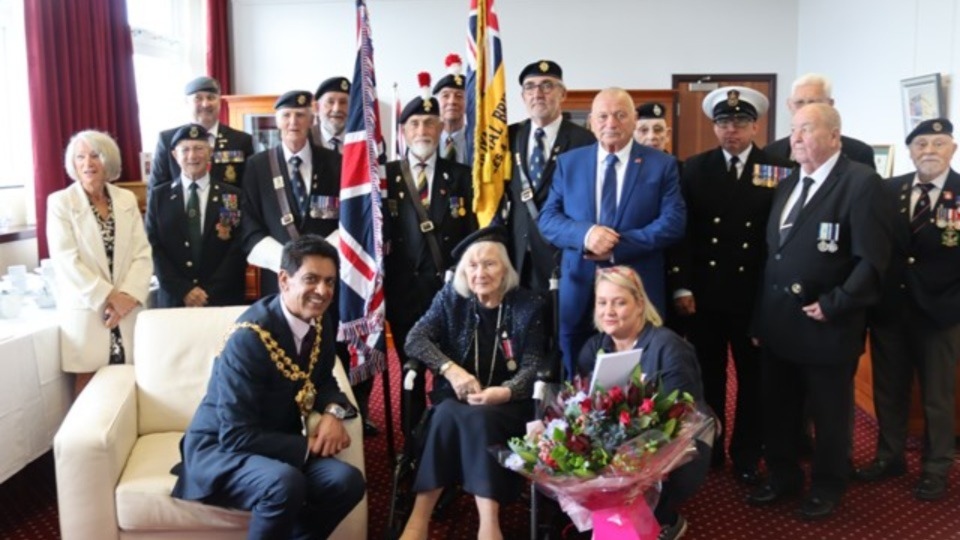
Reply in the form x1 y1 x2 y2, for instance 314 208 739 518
405 284 546 503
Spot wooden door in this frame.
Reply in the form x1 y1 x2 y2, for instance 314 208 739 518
671 74 777 161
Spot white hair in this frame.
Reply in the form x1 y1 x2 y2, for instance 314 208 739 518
63 130 123 182
451 241 520 299
792 73 833 98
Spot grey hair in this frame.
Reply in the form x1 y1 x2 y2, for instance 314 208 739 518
451 241 520 299
63 130 123 182
792 73 833 99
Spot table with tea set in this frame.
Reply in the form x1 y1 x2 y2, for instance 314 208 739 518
0 262 71 483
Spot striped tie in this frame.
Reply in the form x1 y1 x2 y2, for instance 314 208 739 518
416 162 429 206
444 137 456 162
911 183 935 234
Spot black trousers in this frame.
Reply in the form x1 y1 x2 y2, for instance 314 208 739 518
761 349 857 501
689 310 762 469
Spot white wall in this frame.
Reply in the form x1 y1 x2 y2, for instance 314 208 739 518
231 0 799 126
796 0 959 175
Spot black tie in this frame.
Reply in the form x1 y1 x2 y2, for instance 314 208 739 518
600 154 618 227
331 137 342 154
911 183 935 234
300 325 317 367
289 156 308 217
529 128 546 189
728 155 740 181
187 182 202 264
779 176 814 245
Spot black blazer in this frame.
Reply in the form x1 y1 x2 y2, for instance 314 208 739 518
765 135 876 171
871 170 960 329
755 156 892 364
668 146 793 314
499 119 595 290
383 157 477 328
146 179 247 307
240 144 342 295
149 124 255 188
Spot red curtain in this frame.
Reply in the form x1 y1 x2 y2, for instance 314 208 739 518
24 0 142 259
207 0 232 125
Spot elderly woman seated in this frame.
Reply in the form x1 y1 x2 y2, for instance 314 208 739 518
400 226 545 540
578 266 712 540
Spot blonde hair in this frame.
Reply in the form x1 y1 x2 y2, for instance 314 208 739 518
593 265 662 330
452 241 520 299
63 130 123 182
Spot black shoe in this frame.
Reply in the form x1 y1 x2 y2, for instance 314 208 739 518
915 473 947 501
746 483 800 506
363 419 380 437
797 496 837 521
853 458 906 482
734 466 762 486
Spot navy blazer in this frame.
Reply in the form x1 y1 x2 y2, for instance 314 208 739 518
149 124 255 188
871 170 960 329
765 134 876 172
171 296 349 501
755 156 891 364
538 141 686 318
146 179 246 307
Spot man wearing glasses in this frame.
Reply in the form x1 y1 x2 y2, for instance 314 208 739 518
765 73 875 170
667 86 793 486
499 60 595 293
539 87 685 379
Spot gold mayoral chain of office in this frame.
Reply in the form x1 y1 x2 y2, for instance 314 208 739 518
231 320 322 418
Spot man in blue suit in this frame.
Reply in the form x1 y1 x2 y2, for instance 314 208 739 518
539 88 686 377
171 235 365 539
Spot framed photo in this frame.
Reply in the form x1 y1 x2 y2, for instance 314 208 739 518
901 73 945 133
871 144 894 178
139 151 153 182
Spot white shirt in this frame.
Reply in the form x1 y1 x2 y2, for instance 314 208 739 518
527 115 563 162
721 145 753 180
279 296 316 355
910 170 948 219
780 151 841 226
320 124 344 152
282 144 313 195
180 174 211 226
206 122 220 147
593 140 634 219
407 151 439 204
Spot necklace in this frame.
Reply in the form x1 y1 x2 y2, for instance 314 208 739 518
474 304 503 388
231 320 322 418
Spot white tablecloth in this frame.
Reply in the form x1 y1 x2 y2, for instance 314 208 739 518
0 303 70 483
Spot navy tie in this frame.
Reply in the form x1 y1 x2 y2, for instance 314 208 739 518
600 153 619 227
289 156 308 217
911 183 935 234
779 176 814 245
728 155 740 181
529 128 546 189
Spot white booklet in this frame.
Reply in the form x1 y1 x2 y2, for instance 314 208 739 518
589 348 643 392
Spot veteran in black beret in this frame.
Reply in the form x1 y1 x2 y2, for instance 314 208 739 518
667 85 793 485
148 76 254 190
311 76 350 153
239 89 343 297
385 73 477 436
634 102 672 152
146 123 247 308
431 54 469 165
858 117 960 501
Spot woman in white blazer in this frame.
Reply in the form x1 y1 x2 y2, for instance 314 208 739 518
47 130 152 396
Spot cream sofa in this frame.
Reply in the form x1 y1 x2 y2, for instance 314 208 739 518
53 306 367 539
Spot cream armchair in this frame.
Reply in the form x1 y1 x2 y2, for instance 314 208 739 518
54 306 367 540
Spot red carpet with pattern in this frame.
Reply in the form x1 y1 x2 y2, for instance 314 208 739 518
2 356 959 539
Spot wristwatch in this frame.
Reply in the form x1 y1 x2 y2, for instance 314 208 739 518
324 403 348 420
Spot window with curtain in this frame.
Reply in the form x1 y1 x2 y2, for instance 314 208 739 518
127 0 206 154
0 0 32 190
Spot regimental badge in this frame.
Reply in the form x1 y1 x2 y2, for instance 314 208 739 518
817 222 840 253
790 282 803 295
423 99 433 112
297 94 307 106
933 121 944 133
727 89 740 107
189 126 199 138
340 80 349 91
310 195 340 220
215 222 231 241
653 104 662 117
539 61 549 73
752 164 792 188
225 164 237 183
943 227 959 247
454 75 462 86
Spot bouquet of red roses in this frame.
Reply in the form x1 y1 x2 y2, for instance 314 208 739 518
498 364 712 537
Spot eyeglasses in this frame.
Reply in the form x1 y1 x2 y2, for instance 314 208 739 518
522 81 558 94
714 118 753 129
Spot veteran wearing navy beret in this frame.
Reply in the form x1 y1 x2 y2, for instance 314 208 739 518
312 76 350 153
634 102 671 152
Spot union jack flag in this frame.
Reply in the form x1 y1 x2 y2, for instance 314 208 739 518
338 0 387 384
465 0 511 226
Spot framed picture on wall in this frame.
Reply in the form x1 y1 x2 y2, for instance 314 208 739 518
901 73 945 133
871 144 894 178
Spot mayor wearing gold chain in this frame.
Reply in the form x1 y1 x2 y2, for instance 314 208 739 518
170 235 365 538
400 226 546 540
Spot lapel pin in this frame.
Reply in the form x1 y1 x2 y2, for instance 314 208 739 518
634 158 643 164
